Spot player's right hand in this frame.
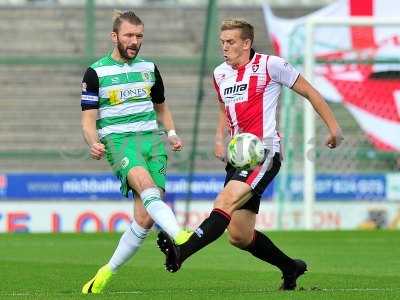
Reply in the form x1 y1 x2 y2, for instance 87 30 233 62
214 141 226 162
90 142 105 160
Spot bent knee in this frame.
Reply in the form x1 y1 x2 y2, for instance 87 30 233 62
134 214 154 229
228 233 253 249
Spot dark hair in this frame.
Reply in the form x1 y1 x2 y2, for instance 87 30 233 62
221 19 254 45
112 10 143 33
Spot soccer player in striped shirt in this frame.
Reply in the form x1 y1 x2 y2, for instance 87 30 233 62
80 11 191 294
157 18 344 290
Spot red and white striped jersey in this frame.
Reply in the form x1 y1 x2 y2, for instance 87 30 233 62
213 52 299 153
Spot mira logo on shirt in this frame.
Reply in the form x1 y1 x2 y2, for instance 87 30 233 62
223 83 248 104
224 83 247 96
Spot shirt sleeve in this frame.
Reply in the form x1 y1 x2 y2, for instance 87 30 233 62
212 74 223 103
267 56 300 88
81 67 99 111
150 65 165 104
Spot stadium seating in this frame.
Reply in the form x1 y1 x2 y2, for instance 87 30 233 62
0 4 396 172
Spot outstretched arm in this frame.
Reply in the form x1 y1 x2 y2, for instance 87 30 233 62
292 75 344 148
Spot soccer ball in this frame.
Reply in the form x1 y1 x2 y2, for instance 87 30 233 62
227 133 265 170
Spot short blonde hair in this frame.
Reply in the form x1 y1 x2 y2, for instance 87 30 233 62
220 19 254 45
112 10 143 33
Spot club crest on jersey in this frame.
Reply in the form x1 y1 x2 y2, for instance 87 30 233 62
141 71 152 82
252 64 259 72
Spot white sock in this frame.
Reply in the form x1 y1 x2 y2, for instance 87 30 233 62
140 187 181 239
108 218 150 272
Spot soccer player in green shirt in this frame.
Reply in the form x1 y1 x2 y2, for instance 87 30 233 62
80 10 191 294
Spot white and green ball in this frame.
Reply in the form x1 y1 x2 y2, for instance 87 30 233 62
227 133 265 170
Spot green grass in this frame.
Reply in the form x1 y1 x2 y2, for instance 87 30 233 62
1 231 399 299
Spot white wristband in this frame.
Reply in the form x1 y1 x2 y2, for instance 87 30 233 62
167 129 177 137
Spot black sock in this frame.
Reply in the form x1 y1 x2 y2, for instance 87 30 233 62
180 208 231 262
244 230 295 273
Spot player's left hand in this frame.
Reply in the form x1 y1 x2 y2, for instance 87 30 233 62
168 133 183 151
325 128 344 149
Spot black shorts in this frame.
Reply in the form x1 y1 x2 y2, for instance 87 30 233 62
224 153 281 214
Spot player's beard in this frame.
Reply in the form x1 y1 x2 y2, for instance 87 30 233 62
117 40 141 61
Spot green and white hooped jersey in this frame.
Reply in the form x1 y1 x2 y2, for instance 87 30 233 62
81 54 165 139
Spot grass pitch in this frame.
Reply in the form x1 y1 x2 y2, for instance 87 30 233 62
0 230 399 299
